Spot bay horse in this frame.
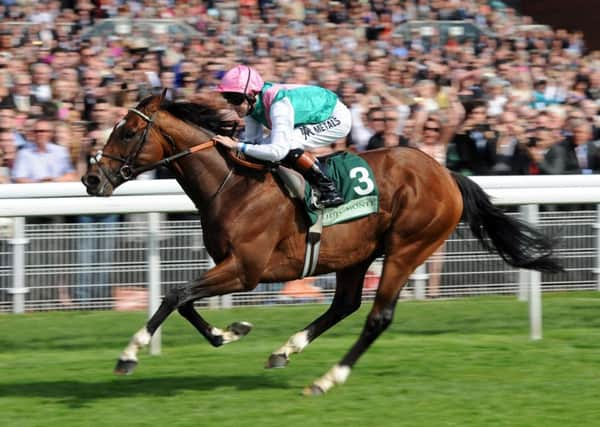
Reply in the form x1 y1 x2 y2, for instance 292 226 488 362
82 93 562 395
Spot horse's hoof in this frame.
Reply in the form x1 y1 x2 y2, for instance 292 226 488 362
226 321 253 337
114 359 138 375
265 353 288 369
302 384 325 396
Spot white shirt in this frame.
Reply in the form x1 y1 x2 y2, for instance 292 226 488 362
32 84 52 102
241 98 297 162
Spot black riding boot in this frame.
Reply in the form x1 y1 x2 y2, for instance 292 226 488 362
303 163 344 208
285 149 344 208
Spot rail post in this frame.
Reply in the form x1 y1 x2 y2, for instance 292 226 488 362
147 212 162 355
520 204 542 340
411 263 428 300
594 204 600 291
9 217 28 314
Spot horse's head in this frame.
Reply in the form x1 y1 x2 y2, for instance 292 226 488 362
82 93 170 196
83 91 239 197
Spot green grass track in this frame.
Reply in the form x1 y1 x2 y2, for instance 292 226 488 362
1 292 600 427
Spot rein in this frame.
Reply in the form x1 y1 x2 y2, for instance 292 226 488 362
92 108 217 182
92 107 265 203
92 108 232 203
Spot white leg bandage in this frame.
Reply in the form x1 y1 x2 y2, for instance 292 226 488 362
120 327 151 361
274 330 309 358
313 364 351 393
210 321 253 344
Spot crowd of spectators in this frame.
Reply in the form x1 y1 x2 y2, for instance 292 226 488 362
0 0 599 186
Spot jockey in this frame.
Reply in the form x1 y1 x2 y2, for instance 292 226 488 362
213 64 351 208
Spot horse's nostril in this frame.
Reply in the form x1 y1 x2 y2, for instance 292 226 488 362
83 174 100 188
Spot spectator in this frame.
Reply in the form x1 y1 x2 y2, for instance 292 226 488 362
531 78 555 110
532 109 575 175
11 116 76 184
488 111 532 175
31 62 53 103
413 111 456 298
486 78 509 117
0 129 17 183
7 73 37 114
566 74 592 106
571 119 600 174
450 100 498 175
74 98 120 302
360 106 386 151
366 107 402 150
0 106 28 149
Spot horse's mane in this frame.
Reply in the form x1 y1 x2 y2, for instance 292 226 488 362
138 96 238 136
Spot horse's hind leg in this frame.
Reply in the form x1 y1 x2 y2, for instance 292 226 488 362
266 260 372 368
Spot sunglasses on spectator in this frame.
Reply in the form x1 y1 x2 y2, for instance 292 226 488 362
35 129 52 133
222 92 246 106
424 126 440 132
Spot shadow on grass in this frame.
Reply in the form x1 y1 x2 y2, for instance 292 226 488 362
0 374 291 408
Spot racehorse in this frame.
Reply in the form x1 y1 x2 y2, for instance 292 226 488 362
82 93 562 395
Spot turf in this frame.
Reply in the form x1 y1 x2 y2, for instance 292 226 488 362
1 293 600 427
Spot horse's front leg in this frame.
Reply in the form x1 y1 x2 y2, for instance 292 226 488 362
114 255 254 375
266 260 371 369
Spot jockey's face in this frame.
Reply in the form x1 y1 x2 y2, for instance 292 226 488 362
222 92 252 117
231 98 252 118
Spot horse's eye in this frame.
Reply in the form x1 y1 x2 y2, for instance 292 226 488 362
123 128 136 140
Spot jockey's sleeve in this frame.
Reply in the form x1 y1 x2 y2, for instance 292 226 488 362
241 115 264 144
241 98 294 162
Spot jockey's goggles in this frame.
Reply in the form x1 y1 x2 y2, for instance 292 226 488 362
222 92 246 106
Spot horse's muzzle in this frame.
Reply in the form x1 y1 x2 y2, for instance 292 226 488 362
82 173 112 196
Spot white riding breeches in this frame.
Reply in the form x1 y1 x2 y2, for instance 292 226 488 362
292 100 352 151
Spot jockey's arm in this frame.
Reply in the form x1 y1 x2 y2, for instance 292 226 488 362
240 99 295 162
241 115 264 144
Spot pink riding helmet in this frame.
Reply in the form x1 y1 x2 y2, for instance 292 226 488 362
216 65 264 96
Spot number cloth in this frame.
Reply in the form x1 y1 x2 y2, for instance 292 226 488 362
304 152 379 226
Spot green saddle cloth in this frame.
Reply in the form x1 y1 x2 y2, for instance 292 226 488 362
304 152 379 226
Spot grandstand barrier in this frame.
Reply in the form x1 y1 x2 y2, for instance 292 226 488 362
2 175 600 353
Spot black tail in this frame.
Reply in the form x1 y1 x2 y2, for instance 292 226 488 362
451 172 563 273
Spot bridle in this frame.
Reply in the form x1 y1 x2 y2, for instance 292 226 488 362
90 106 237 205
91 107 218 187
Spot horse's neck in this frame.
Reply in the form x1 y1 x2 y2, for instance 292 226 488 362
157 113 235 209
174 148 234 211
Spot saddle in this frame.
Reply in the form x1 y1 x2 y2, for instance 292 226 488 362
226 149 306 200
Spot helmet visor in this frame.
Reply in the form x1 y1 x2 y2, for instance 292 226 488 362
222 92 246 106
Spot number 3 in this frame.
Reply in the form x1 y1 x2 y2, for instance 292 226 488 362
349 166 375 196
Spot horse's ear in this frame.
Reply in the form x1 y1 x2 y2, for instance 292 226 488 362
159 88 167 103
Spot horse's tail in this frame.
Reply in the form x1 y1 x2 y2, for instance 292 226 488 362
451 172 563 273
